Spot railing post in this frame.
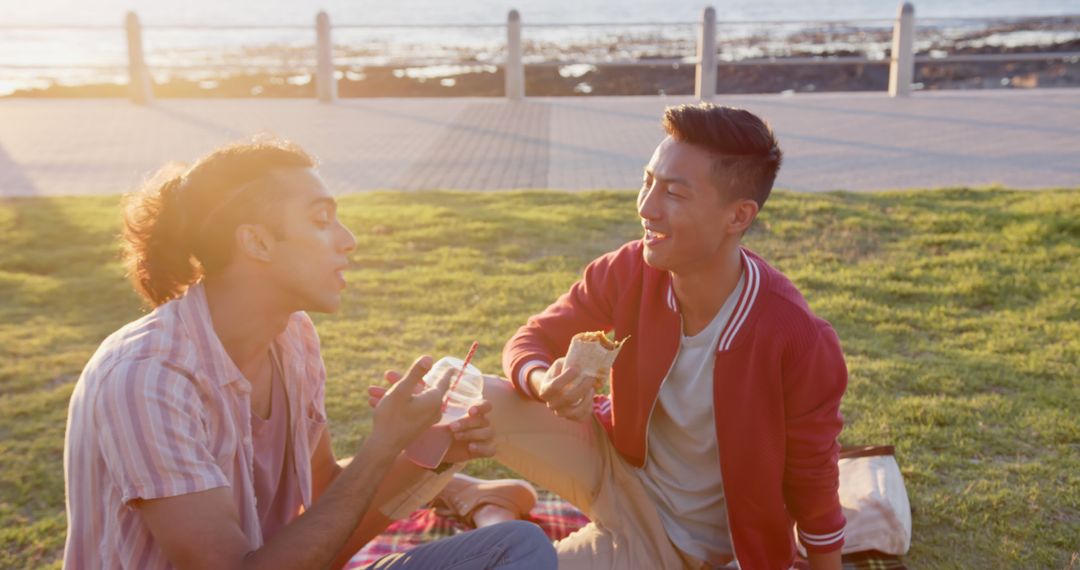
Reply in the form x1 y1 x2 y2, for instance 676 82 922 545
124 12 152 105
888 2 915 97
316 11 337 103
505 9 525 100
695 6 717 100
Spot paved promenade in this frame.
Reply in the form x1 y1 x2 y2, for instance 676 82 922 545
1 89 1078 197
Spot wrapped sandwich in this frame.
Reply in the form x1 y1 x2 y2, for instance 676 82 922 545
565 331 628 390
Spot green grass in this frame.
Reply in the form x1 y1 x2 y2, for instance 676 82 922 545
1 188 1078 569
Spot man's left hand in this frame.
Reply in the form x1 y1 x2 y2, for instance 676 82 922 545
368 371 496 463
442 400 496 463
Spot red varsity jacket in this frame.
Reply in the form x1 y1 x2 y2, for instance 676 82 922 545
502 240 847 568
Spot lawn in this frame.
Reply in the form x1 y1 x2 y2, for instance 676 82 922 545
1 188 1077 568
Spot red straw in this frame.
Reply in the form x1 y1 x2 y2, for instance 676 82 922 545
442 341 479 412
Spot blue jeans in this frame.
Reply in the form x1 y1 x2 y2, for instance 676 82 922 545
363 520 557 570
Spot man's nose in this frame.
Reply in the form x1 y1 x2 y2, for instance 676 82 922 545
338 223 357 253
637 184 660 220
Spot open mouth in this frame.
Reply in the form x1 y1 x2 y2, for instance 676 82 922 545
644 228 669 245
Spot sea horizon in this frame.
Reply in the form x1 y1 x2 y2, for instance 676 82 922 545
8 0 1080 26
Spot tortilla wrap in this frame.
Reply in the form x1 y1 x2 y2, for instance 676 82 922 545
564 331 628 389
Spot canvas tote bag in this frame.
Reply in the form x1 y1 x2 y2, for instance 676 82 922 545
797 445 912 556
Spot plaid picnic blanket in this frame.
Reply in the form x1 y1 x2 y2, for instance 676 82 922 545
346 491 906 569
346 491 588 568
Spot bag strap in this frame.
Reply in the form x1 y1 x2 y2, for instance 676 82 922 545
840 445 895 459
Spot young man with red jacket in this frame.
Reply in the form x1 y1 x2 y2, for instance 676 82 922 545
482 103 847 569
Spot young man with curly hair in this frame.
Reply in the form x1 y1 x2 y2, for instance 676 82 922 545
63 139 555 570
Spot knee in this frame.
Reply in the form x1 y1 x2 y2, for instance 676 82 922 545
501 519 544 540
481 375 525 423
499 521 556 566
482 374 517 403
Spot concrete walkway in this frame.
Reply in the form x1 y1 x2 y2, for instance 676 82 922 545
1 89 1078 197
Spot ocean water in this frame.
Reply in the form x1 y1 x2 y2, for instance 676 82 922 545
2 0 1078 94
8 0 1080 26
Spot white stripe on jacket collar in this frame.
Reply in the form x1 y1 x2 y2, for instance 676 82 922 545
666 282 678 311
716 250 760 353
663 249 761 353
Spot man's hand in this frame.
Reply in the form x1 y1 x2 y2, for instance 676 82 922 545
443 400 496 462
368 370 497 464
528 357 596 422
138 360 452 570
368 355 453 454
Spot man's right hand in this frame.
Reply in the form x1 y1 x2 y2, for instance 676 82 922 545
528 357 595 422
369 355 453 454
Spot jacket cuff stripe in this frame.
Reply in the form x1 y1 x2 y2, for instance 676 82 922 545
799 528 845 545
517 360 549 400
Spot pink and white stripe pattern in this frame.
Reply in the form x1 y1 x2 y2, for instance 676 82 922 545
63 283 327 569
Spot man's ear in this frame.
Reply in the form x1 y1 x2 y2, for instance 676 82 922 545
235 223 275 263
729 199 759 235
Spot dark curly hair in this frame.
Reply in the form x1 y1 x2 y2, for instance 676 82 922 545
121 137 315 307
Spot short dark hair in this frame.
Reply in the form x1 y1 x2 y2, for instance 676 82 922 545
661 103 782 208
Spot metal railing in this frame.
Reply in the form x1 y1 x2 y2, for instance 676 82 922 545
3 3 1077 103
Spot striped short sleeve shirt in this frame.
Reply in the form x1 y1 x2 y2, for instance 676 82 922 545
63 283 328 569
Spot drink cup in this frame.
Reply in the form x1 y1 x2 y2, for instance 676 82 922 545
404 357 484 468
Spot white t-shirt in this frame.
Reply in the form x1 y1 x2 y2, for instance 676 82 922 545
636 271 745 566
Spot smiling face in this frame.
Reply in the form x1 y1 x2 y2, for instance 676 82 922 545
637 136 755 275
260 168 356 313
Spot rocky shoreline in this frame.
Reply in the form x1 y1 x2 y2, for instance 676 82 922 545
12 56 1076 99
7 30 1078 98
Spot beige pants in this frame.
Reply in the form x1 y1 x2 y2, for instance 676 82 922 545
484 375 709 570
